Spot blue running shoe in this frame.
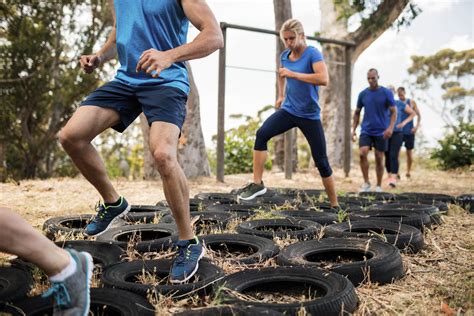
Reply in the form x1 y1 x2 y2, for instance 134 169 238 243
84 196 130 237
170 238 205 284
42 249 93 316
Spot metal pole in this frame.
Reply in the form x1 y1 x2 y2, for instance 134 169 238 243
217 23 227 182
344 47 353 177
284 130 293 179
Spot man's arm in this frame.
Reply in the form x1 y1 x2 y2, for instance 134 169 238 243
136 0 223 77
383 106 397 139
352 108 361 141
80 0 117 73
279 61 328 86
411 100 421 133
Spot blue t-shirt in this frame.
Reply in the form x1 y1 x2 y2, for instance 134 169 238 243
400 99 414 135
280 46 324 120
113 0 190 94
357 86 396 137
393 100 407 133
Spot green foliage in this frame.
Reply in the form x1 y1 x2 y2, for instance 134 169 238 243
212 105 274 175
431 122 474 170
0 1 113 179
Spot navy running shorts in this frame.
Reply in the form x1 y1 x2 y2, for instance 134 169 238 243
359 133 388 152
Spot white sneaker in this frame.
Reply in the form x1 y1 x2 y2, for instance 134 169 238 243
375 186 383 192
359 182 371 192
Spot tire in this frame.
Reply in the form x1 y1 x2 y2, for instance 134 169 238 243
173 305 284 315
157 199 213 212
160 211 236 234
239 196 296 207
368 203 443 225
358 191 397 201
201 234 279 264
336 196 372 207
204 204 269 219
324 220 424 253
54 240 124 267
301 202 364 213
236 218 322 240
124 211 171 224
102 259 224 297
42 214 94 240
349 209 432 230
399 192 456 204
271 210 338 226
220 266 358 315
457 194 474 213
0 302 24 315
96 223 177 250
0 262 33 302
194 193 238 205
129 204 170 213
13 288 155 315
277 238 405 285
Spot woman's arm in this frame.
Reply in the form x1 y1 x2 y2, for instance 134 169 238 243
278 60 328 86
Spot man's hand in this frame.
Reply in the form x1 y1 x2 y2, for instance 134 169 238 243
275 97 284 109
80 55 101 74
411 126 418 134
352 130 357 142
279 67 295 79
136 49 174 78
383 128 393 139
396 123 404 129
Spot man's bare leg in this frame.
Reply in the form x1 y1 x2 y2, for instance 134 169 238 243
149 122 193 240
359 146 370 183
406 149 413 177
375 150 385 187
253 150 267 184
59 106 121 203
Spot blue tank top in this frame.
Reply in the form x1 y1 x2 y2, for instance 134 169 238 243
393 100 407 133
280 46 324 120
113 0 190 94
400 99 414 134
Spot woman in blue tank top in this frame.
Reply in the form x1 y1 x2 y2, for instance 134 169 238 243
238 19 339 208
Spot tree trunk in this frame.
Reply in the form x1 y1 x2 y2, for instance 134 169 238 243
139 63 210 180
273 0 297 172
177 62 210 178
320 0 409 168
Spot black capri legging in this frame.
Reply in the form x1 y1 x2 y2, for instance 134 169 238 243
254 109 333 178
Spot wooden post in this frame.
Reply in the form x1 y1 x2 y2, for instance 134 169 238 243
216 23 227 182
344 46 353 177
284 130 293 179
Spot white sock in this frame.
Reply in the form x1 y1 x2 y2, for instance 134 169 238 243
50 253 77 282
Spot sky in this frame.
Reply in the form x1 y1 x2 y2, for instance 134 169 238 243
186 0 474 149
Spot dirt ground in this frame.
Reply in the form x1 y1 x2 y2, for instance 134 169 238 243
1 165 473 315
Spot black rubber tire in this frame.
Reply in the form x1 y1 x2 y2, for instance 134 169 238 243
42 214 94 240
0 262 33 302
277 238 405 285
13 288 155 315
358 191 397 201
301 202 364 213
204 204 269 219
271 210 338 226
336 196 373 207
349 209 432 230
194 193 238 205
457 194 474 213
54 240 124 267
160 211 235 234
0 302 24 315
399 192 456 204
157 199 213 212
201 233 279 264
236 218 322 240
368 203 442 225
324 219 424 253
239 196 296 206
96 223 177 249
173 305 284 315
102 259 224 297
125 210 171 223
220 266 358 315
129 204 170 213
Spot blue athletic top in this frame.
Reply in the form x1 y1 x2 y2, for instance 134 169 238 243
357 86 396 137
280 46 324 120
400 99 414 135
113 0 190 94
393 100 407 133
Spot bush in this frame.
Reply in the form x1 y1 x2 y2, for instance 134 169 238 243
431 122 474 170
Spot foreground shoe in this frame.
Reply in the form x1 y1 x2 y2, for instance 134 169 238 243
359 182 371 193
170 238 205 284
84 196 130 236
375 186 383 192
388 177 397 188
43 249 93 316
237 182 267 201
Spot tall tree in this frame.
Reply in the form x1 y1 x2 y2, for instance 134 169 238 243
319 0 420 167
273 0 297 172
140 62 210 179
0 0 113 179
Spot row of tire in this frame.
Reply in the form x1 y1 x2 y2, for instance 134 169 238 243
1 189 472 315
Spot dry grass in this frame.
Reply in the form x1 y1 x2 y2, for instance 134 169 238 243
1 166 473 315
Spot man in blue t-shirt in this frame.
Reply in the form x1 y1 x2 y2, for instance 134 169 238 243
352 69 397 192
59 0 223 284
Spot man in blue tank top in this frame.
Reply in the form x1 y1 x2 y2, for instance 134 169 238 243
398 87 421 178
352 69 397 192
59 0 223 284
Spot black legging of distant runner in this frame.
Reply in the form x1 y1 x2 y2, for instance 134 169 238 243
385 131 404 174
254 109 333 178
